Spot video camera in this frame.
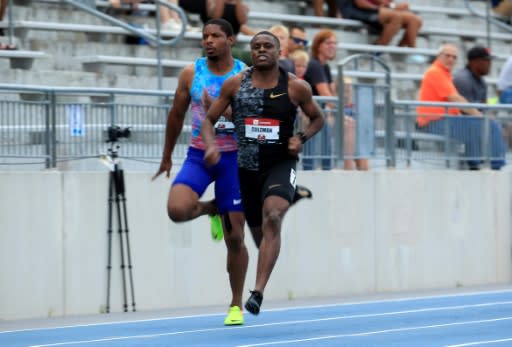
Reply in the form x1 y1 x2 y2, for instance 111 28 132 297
107 126 131 143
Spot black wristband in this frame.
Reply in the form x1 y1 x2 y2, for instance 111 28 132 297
296 131 307 144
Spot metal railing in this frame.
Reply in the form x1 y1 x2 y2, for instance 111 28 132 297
2 84 512 171
464 0 512 49
0 84 178 169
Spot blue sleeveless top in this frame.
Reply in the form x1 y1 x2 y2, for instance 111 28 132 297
189 57 246 152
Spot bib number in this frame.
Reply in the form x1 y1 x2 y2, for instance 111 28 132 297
244 118 280 144
214 116 235 134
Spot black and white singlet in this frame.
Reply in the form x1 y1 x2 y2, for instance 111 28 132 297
232 67 298 170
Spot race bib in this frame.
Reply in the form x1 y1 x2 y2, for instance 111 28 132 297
244 118 280 143
214 116 235 134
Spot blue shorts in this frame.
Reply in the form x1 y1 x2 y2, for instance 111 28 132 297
172 147 243 214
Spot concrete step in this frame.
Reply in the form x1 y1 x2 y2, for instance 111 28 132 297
0 69 178 91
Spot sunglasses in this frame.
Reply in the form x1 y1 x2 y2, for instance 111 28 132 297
291 36 309 47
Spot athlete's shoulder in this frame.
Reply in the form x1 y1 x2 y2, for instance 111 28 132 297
177 63 196 85
288 73 311 91
233 58 247 71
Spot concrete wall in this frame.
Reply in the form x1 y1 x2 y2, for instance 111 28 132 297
0 170 510 320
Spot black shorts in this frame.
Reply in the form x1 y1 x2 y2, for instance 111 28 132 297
337 0 382 31
347 7 379 24
178 0 208 20
238 159 297 228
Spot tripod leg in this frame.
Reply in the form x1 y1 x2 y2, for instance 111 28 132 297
114 164 129 313
105 171 115 314
118 167 137 312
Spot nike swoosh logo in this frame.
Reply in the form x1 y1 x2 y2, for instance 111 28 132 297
269 92 287 99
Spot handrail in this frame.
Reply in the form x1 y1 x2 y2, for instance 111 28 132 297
463 0 512 49
62 0 188 47
7 0 189 90
62 0 188 90
337 53 394 168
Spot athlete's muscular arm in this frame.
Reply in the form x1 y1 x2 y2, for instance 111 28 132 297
202 74 241 165
288 76 325 156
152 64 194 180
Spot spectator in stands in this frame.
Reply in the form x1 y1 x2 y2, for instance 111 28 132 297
336 0 422 50
343 77 370 170
313 0 338 17
108 0 198 35
416 43 505 170
497 56 512 104
303 29 358 170
288 25 309 55
178 0 256 64
490 0 512 22
269 25 294 73
161 0 199 31
290 49 309 80
0 0 15 49
178 0 256 36
0 0 6 36
453 45 493 104
497 56 512 148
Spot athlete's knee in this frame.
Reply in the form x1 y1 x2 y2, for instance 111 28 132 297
264 208 284 229
167 204 189 222
225 231 245 252
223 213 246 251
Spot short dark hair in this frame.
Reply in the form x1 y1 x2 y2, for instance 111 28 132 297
250 30 280 49
204 18 234 37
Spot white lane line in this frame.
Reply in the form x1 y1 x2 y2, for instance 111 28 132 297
26 301 512 347
4 288 512 334
235 317 512 347
446 337 512 346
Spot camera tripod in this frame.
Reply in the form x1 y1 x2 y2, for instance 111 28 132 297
104 142 136 313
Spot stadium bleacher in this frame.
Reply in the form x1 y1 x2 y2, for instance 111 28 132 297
0 0 511 170
1 0 510 96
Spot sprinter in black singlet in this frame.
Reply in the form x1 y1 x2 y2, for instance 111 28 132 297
201 31 324 316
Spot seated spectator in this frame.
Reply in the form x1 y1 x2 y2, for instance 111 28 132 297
289 49 309 79
0 0 16 50
0 0 5 37
313 0 338 17
497 56 512 104
162 0 199 31
490 0 512 22
343 77 370 170
109 0 141 8
497 55 512 148
453 45 493 104
288 25 309 55
303 29 358 170
178 0 256 64
178 0 256 36
108 0 198 33
336 0 422 49
416 44 505 170
269 25 294 73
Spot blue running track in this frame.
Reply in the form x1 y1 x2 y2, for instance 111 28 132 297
1 289 512 346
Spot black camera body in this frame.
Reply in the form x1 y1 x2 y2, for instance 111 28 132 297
107 126 131 142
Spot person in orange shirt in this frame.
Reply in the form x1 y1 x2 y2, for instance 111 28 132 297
416 44 505 170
